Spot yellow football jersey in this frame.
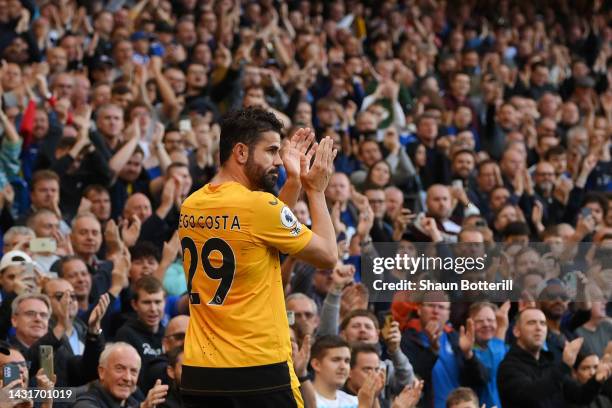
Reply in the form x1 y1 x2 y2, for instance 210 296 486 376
178 181 312 396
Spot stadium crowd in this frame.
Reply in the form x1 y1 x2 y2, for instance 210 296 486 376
0 0 609 407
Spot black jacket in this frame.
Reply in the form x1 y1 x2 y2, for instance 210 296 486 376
158 386 183 408
497 344 602 408
27 328 104 387
73 381 141 408
114 318 165 365
140 353 170 395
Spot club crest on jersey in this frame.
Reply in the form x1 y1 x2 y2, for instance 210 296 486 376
280 206 298 229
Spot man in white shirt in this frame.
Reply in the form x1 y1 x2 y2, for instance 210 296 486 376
311 335 384 408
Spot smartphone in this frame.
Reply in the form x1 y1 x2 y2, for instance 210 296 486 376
412 213 425 230
39 345 54 380
179 119 192 133
381 314 393 339
2 363 21 386
452 179 463 189
287 311 295 326
580 207 592 218
29 238 57 253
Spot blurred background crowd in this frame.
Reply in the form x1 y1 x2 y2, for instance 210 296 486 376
0 0 610 407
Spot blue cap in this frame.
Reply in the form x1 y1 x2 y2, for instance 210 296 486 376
130 31 151 42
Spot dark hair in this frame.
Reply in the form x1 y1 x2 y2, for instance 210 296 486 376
544 145 566 160
541 225 561 240
477 159 498 173
57 255 87 278
129 242 161 263
133 276 164 301
218 107 283 165
111 83 132 96
57 136 77 150
415 112 439 127
363 160 392 190
339 309 379 332
582 192 608 218
574 351 597 370
84 184 110 198
349 342 379 368
503 221 531 239
452 149 476 162
310 335 350 362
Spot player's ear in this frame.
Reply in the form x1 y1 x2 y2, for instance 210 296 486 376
234 143 249 165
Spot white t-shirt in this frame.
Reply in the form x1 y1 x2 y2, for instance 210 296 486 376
315 390 358 408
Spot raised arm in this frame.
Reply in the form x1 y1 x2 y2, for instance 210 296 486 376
294 137 338 269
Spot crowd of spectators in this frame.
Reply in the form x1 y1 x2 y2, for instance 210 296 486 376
0 0 610 407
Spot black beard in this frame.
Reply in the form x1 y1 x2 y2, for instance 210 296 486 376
245 155 278 193
261 172 279 193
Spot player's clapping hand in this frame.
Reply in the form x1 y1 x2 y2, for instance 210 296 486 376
281 128 316 180
300 136 337 193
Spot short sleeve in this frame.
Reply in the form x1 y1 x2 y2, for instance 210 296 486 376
250 193 313 255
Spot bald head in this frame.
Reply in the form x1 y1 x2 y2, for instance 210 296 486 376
163 315 189 352
124 193 152 222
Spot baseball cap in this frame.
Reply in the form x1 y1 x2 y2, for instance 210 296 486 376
0 250 33 272
131 31 152 42
91 55 115 71
535 278 569 301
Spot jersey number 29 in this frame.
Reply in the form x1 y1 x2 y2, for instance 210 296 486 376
181 236 236 305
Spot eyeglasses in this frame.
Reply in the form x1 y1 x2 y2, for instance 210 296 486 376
541 292 569 301
52 292 77 302
2 361 30 369
20 310 50 320
164 332 185 341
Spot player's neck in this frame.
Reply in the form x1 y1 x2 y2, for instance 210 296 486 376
313 377 339 400
211 167 254 190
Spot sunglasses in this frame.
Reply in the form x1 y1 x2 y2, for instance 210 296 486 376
541 291 570 301
164 332 186 341
52 292 78 302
